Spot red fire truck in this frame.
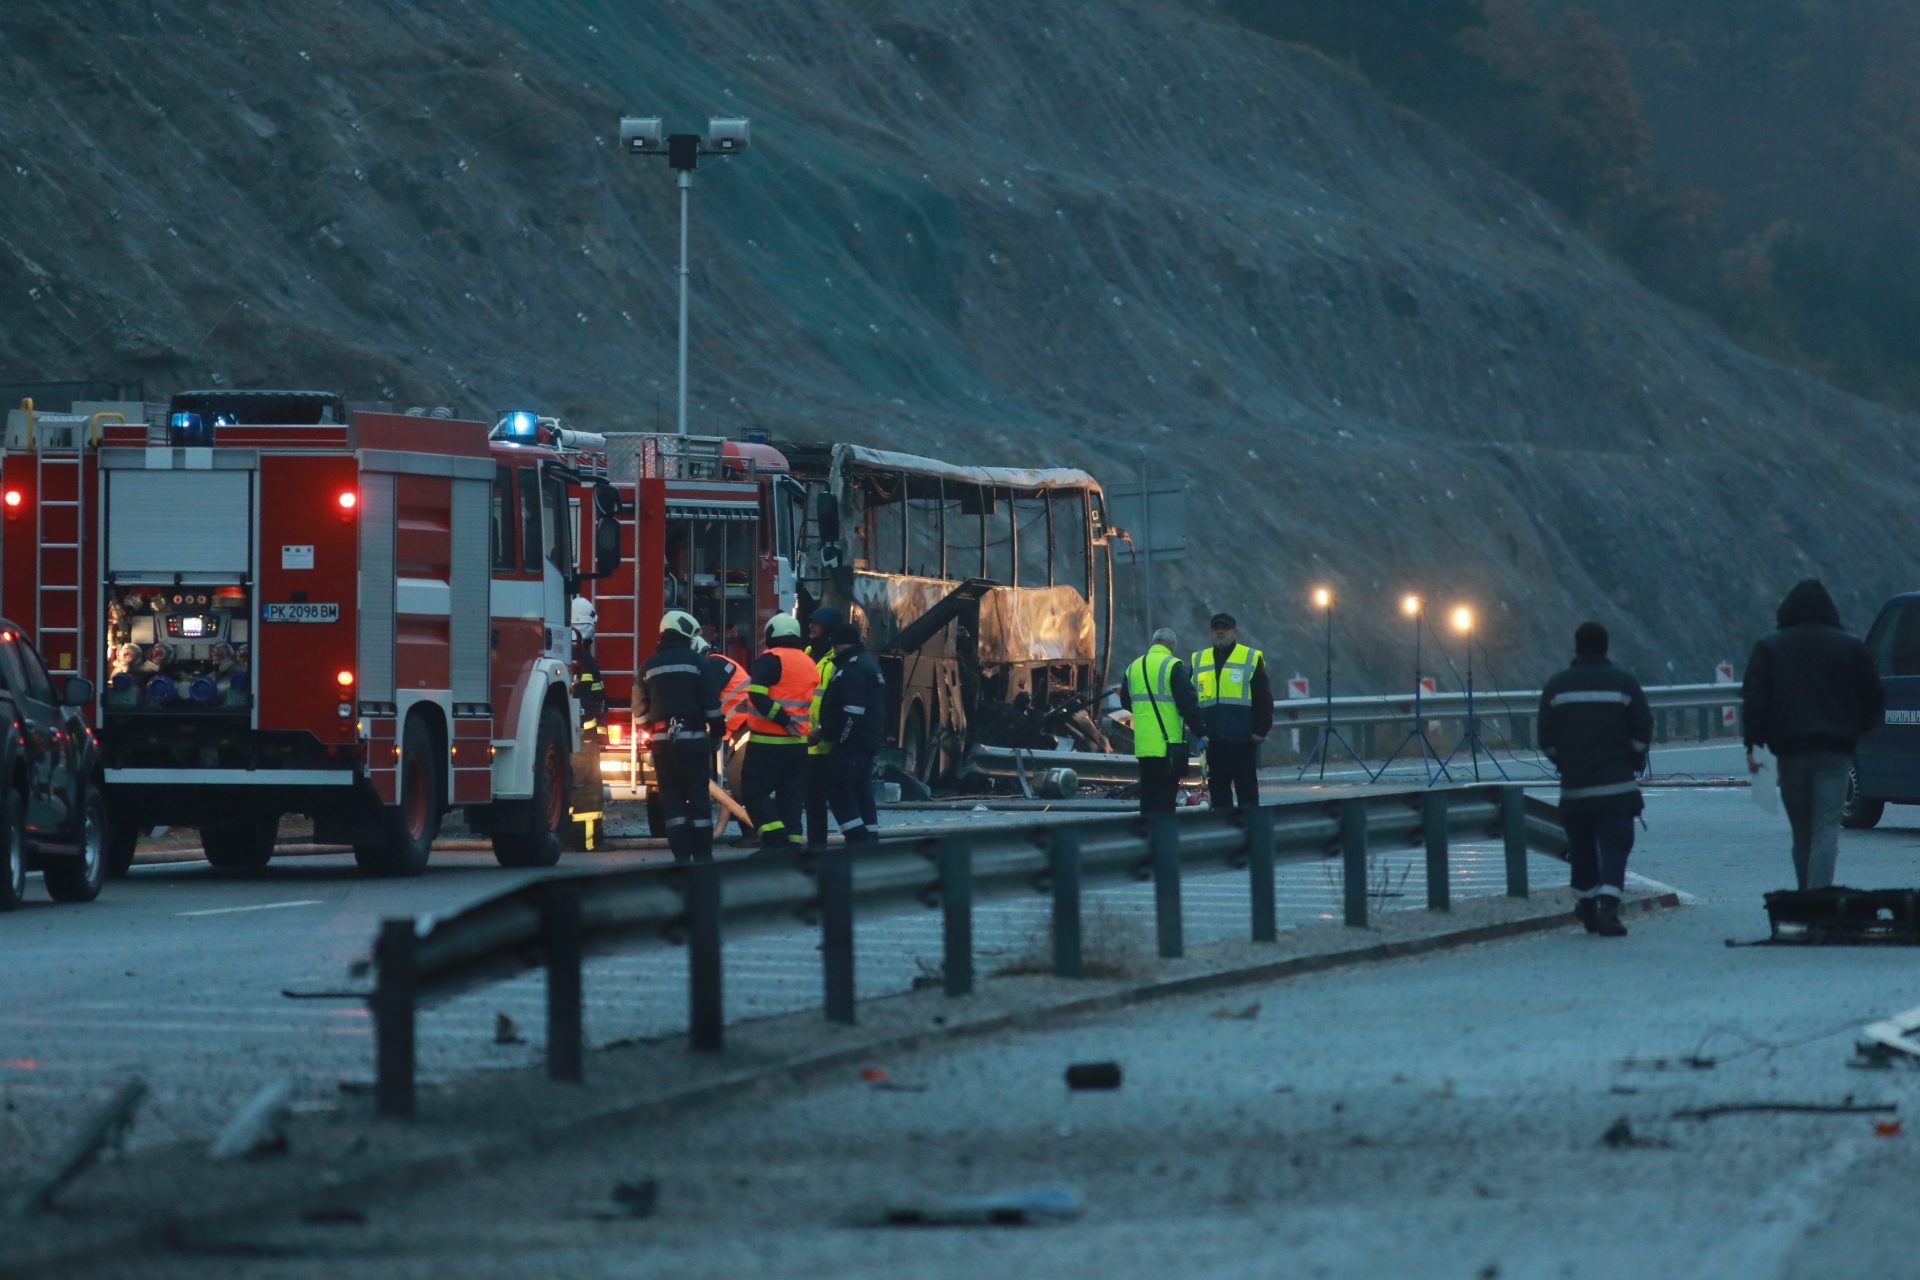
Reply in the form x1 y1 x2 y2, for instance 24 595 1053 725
1 391 621 877
586 433 797 797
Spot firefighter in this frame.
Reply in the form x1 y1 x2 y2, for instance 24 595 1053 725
1120 628 1204 814
802 605 844 849
636 610 727 863
568 597 607 849
741 615 819 853
692 631 752 841
1191 612 1272 812
811 621 884 844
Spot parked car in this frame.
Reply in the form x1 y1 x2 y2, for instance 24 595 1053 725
0 622 108 906
1847 591 1920 829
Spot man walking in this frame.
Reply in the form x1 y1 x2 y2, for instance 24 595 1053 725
1742 579 1883 890
1121 628 1204 814
741 615 818 853
1191 612 1272 811
1537 622 1652 937
812 621 885 844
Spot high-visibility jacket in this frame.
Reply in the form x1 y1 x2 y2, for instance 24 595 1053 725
808 651 837 756
745 647 820 744
1126 645 1188 758
716 654 752 734
1191 642 1263 741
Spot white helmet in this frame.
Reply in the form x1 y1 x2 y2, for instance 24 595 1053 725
765 614 803 642
660 610 700 639
570 596 597 642
690 635 712 655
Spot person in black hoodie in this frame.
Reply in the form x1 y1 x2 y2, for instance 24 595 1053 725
810 622 885 844
1537 622 1654 937
1742 579 1884 890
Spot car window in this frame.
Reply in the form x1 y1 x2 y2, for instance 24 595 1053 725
1866 601 1920 676
518 467 542 576
490 464 517 572
0 636 28 703
14 638 56 705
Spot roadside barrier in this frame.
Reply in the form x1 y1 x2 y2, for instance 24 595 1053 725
360 783 1569 1118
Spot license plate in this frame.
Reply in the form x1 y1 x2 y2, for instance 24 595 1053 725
264 602 340 623
1888 710 1920 725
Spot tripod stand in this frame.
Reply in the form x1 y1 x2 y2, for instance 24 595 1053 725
1439 608 1509 781
1375 596 1449 785
1296 588 1372 782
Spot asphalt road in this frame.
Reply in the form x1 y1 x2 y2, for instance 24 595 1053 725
64 774 1920 1280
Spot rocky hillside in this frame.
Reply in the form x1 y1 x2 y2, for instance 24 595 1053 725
0 0 1914 691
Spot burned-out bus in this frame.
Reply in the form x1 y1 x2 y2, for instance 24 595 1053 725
781 443 1118 784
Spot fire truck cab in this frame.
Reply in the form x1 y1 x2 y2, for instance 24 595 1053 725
2 391 619 877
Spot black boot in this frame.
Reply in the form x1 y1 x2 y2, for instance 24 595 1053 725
1575 897 1599 933
1595 895 1628 937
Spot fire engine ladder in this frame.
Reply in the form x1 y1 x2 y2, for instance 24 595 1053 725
34 420 85 675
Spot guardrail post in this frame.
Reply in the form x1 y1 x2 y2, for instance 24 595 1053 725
687 861 723 1052
1246 806 1276 942
541 883 584 1082
1512 713 1531 751
1655 708 1668 744
1150 813 1182 959
821 849 855 1025
1697 706 1710 742
941 837 973 996
1423 791 1450 911
1502 786 1529 899
372 918 417 1120
1341 799 1369 928
1048 826 1083 978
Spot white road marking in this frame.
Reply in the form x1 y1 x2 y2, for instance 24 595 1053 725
175 900 323 918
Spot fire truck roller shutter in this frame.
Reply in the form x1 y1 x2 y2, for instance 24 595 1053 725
356 472 397 702
449 477 490 703
107 470 252 575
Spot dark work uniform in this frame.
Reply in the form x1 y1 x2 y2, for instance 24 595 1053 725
743 638 816 852
1537 656 1653 902
1200 644 1273 812
636 633 726 863
817 643 885 843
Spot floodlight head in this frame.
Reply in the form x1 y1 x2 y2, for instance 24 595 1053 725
1313 587 1332 609
1453 607 1472 632
619 116 665 154
1402 594 1421 617
706 117 751 152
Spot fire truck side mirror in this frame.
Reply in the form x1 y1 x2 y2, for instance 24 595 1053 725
62 677 94 707
814 491 840 543
594 507 622 578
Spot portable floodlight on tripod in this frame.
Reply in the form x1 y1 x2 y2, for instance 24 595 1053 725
1438 606 1509 782
1375 595 1450 785
1296 587 1372 782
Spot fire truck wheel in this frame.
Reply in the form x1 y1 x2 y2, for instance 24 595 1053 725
45 790 107 903
0 790 25 911
106 815 138 878
355 716 442 878
202 815 278 871
493 705 567 869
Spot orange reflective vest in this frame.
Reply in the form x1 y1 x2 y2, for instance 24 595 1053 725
744 647 820 743
719 655 752 733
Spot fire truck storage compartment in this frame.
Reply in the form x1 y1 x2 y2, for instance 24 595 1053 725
105 468 251 576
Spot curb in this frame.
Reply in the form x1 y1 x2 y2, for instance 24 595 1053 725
3 890 1682 1276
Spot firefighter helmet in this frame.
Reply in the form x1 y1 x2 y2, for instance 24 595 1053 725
570 596 597 643
660 610 700 638
689 635 711 655
765 614 803 642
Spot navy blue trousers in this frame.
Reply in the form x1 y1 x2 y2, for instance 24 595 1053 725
1563 811 1635 897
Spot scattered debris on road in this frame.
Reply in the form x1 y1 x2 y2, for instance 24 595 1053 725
1671 1100 1894 1121
209 1077 294 1160
589 1178 660 1220
1065 1062 1122 1090
1209 1002 1261 1020
7 1078 147 1215
877 1183 1084 1227
494 1013 526 1045
1600 1117 1672 1149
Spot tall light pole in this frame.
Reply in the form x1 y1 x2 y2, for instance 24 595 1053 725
618 116 752 436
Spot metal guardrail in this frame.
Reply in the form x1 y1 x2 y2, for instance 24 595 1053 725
360 783 1568 1118
1271 682 1739 729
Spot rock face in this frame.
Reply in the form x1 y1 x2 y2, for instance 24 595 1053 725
0 0 1912 688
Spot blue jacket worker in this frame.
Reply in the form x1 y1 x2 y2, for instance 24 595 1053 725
810 621 885 844
1536 622 1653 937
1121 628 1205 814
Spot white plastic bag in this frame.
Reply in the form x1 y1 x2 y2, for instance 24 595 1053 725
1749 746 1780 815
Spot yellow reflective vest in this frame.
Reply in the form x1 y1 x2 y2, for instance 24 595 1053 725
1191 643 1263 740
1126 645 1187 759
808 650 837 756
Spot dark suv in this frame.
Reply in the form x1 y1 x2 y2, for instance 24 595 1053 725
0 623 108 906
1848 592 1920 828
